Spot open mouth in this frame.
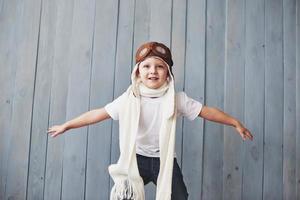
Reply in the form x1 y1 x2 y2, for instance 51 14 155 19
148 77 159 80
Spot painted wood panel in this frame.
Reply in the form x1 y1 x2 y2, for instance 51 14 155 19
3 0 41 199
60 0 96 199
0 0 299 199
27 0 56 198
243 0 265 199
43 1 74 200
85 0 119 199
0 0 20 199
223 0 246 199
296 0 300 198
283 0 297 199
264 0 284 199
202 0 225 199
172 0 187 170
182 0 206 199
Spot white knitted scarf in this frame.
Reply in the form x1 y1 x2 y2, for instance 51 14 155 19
108 60 177 200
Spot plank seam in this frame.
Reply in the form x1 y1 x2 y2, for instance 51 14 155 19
262 0 266 198
83 0 97 199
25 0 43 198
281 0 285 198
282 0 285 199
222 0 228 196
241 0 247 198
296 1 300 199
200 0 208 198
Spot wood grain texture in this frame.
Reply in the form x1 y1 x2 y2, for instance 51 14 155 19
296 0 300 198
264 0 284 199
3 0 42 199
0 0 19 199
172 0 187 167
202 0 226 199
60 0 95 199
43 1 74 200
26 0 57 199
182 0 206 199
85 0 119 199
242 0 265 199
223 0 245 199
283 0 297 199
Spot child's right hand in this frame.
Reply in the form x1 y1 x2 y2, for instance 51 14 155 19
47 124 67 138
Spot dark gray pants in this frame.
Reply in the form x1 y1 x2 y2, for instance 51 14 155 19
136 154 189 200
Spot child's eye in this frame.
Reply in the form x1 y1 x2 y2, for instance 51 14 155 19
157 65 165 69
143 65 150 68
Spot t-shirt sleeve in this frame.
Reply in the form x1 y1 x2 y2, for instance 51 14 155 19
176 91 203 120
104 92 127 120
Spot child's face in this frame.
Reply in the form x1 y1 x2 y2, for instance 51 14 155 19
137 57 169 89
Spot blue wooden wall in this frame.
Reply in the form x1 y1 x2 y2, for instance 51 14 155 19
0 0 299 199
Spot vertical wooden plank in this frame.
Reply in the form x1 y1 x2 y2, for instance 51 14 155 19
85 0 119 199
223 0 245 199
43 1 74 200
172 0 187 166
264 0 284 199
283 0 297 199
296 0 300 198
183 0 206 199
60 0 95 199
242 0 265 199
202 0 225 199
149 0 172 45
3 0 42 199
26 0 57 199
133 0 150 59
0 0 20 199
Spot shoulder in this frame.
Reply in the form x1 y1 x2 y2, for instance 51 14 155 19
104 91 128 120
175 91 203 120
175 91 189 103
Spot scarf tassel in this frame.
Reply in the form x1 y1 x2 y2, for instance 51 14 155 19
110 178 143 200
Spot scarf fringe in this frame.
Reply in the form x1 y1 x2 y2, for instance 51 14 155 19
110 178 144 200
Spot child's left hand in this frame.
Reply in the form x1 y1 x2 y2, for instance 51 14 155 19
234 122 253 141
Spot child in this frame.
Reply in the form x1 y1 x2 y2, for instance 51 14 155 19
48 41 253 200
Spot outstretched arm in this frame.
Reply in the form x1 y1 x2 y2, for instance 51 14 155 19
47 107 110 138
198 106 253 141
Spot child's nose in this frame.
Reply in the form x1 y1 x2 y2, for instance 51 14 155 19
149 66 157 73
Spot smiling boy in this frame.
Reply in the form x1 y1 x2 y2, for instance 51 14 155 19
48 41 253 200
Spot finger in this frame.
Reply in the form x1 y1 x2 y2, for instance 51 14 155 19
51 132 60 138
50 133 56 137
47 127 54 132
240 132 246 140
245 133 253 141
47 130 54 133
245 130 253 140
242 134 246 140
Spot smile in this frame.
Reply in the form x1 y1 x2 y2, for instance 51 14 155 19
148 77 159 80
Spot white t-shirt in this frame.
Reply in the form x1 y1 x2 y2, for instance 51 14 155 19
105 91 203 157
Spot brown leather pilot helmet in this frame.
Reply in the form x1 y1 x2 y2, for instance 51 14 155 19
135 41 174 68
